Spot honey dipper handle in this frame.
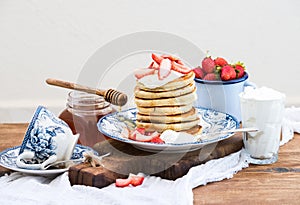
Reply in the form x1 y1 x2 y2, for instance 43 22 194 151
46 78 127 106
46 78 105 96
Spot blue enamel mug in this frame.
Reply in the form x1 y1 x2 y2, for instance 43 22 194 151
194 72 256 122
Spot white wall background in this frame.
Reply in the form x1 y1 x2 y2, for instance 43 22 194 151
1 0 300 122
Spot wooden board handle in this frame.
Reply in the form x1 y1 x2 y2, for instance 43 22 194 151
46 78 128 106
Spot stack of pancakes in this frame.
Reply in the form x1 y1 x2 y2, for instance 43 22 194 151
134 71 201 135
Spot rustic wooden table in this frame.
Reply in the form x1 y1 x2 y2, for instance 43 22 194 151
0 123 299 204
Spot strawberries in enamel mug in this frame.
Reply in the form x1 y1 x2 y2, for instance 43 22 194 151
193 55 246 81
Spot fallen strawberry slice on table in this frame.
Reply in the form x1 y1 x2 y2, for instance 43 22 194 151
115 178 132 187
129 175 145 186
115 174 144 188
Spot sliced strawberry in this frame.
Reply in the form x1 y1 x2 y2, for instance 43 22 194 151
161 54 178 61
120 127 131 139
161 54 184 65
148 61 154 68
136 127 145 135
130 130 161 142
135 132 155 142
158 58 172 80
150 136 164 144
128 132 136 140
151 53 163 64
161 54 179 62
130 176 144 186
176 59 184 65
115 174 144 188
134 68 155 79
148 61 159 70
128 129 139 140
115 178 132 187
171 61 192 74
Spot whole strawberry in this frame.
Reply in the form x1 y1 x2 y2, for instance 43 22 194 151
193 67 205 79
214 57 228 67
201 57 215 73
221 65 236 81
203 73 217 81
234 63 245 78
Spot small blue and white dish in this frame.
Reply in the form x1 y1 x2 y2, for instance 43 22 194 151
0 144 95 175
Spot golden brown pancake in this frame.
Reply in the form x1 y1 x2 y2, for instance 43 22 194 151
137 104 194 115
134 82 195 99
136 108 198 124
134 90 197 107
136 117 200 133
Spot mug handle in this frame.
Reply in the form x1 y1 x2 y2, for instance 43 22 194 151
16 151 57 170
244 80 257 88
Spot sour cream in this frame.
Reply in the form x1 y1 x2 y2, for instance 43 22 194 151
160 129 196 144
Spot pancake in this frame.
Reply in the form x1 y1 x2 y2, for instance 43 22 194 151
136 71 195 92
134 63 200 135
182 125 202 135
134 89 197 107
134 82 195 99
137 104 193 115
136 108 198 124
136 117 200 133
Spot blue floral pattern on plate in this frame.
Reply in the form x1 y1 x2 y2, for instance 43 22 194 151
0 144 96 175
97 107 239 153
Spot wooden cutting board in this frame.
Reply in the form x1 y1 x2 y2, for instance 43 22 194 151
69 134 243 188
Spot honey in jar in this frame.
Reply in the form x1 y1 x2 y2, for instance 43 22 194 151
59 91 115 148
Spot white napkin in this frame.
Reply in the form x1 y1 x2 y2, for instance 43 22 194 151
0 107 299 205
281 106 300 145
0 150 248 205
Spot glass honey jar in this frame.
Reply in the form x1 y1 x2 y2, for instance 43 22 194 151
59 91 115 148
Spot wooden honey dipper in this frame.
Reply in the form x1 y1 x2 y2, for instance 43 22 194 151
46 78 128 106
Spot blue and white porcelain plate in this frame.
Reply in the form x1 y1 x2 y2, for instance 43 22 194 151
98 107 239 153
0 144 96 175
